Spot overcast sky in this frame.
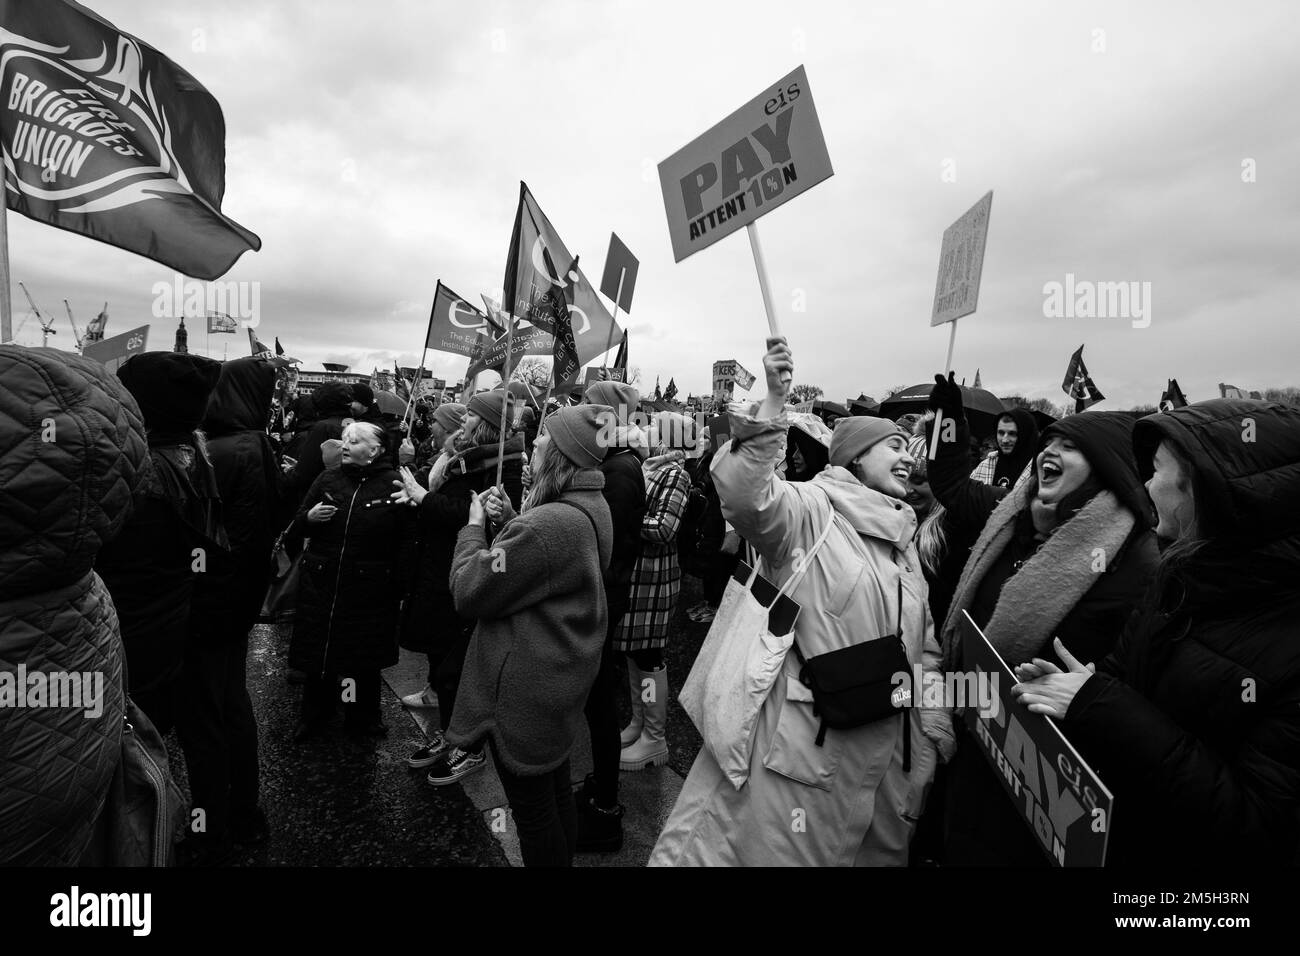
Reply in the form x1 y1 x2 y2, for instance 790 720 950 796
8 0 1299 409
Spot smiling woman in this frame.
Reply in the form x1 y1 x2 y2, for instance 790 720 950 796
651 337 955 868
924 371 1160 865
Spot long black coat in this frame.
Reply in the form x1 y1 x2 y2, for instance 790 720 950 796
599 448 647 626
191 358 280 640
1064 399 1300 865
289 457 415 676
398 436 524 655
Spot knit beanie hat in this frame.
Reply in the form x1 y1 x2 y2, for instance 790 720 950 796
583 380 639 424
116 351 222 445
545 404 608 468
829 416 905 468
350 382 374 407
467 388 512 426
433 402 467 433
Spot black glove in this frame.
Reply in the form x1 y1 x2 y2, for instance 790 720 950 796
928 372 964 418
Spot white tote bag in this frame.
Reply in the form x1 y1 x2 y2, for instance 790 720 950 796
679 513 838 790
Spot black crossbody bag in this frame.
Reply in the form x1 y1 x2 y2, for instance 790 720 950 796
789 574 914 770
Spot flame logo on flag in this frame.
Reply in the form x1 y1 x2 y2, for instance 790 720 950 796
2 27 194 213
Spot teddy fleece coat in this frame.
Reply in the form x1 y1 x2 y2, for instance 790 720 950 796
650 410 955 867
446 469 613 775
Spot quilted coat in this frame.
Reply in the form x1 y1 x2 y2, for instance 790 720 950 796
287 455 417 676
651 409 955 867
0 346 149 865
1063 399 1300 865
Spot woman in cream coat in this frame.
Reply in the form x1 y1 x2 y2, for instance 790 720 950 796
650 338 955 866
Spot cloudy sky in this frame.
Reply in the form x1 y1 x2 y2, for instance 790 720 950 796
7 0 1299 409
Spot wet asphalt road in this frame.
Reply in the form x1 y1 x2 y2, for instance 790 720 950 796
162 576 714 867
165 622 506 867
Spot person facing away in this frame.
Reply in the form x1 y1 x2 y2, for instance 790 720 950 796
445 404 614 866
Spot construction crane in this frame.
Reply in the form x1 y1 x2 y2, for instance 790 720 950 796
17 282 57 348
64 300 85 350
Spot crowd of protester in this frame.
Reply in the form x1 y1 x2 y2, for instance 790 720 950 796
2 337 1299 868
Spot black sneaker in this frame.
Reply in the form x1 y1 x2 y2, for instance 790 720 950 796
407 730 451 769
425 747 486 787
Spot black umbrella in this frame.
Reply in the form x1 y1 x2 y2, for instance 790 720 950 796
878 382 1008 439
812 399 849 420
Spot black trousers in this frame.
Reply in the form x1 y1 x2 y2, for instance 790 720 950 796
175 631 260 845
493 745 576 867
432 619 475 735
582 616 623 808
301 669 382 726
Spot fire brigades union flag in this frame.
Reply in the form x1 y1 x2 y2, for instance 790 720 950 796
0 0 261 278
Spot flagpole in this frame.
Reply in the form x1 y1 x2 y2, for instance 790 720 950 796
928 319 960 461
745 222 790 387
601 267 625 363
0 193 12 344
404 349 427 429
494 316 516 488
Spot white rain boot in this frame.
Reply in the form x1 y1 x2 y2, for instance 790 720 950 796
619 666 669 771
620 661 645 748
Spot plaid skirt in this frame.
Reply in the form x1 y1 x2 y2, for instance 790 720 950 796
613 541 682 652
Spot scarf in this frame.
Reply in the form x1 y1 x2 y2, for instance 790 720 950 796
939 478 1135 669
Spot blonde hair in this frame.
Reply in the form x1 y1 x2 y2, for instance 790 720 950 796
523 438 581 513
342 421 384 446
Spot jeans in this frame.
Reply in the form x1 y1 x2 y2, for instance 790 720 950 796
493 745 576 867
175 630 260 844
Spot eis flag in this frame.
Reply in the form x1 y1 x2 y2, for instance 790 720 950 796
426 281 494 358
1 0 261 278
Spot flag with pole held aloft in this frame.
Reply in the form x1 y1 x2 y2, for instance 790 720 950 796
1159 378 1187 411
1062 345 1104 413
0 0 261 278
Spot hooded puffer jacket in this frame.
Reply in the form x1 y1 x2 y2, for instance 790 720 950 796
1063 399 1300 865
0 346 149 865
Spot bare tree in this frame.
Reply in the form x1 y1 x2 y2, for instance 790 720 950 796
1026 397 1067 420
511 358 552 390
1264 386 1300 407
789 383 823 403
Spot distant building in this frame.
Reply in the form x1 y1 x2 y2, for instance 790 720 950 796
297 363 368 394
173 317 188 354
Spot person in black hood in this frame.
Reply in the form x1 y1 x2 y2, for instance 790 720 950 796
925 372 1159 865
971 407 1039 490
1014 398 1300 865
96 352 227 734
174 358 279 862
282 380 352 508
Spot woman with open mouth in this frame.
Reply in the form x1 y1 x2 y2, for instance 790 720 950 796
924 372 1160 866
